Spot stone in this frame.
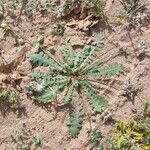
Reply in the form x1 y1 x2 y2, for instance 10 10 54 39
66 21 77 27
77 16 99 32
131 107 137 114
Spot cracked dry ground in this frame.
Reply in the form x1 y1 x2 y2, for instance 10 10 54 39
0 1 150 150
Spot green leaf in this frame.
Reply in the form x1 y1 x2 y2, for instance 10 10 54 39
8 91 20 110
27 52 63 72
81 61 102 75
0 89 8 101
79 79 97 95
31 72 69 87
68 109 83 138
90 129 102 146
84 63 124 78
99 63 124 77
90 95 108 112
7 1 16 9
60 40 77 68
33 136 41 146
31 72 56 82
63 84 76 104
75 45 97 69
79 80 108 112
35 79 69 103
74 34 104 69
81 45 97 68
91 33 104 48
144 100 150 113
35 87 57 103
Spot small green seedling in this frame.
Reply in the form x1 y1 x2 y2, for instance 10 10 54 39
24 0 38 17
7 0 23 9
7 1 17 9
10 120 41 149
90 129 102 148
119 0 147 25
0 21 11 38
0 89 8 101
9 91 20 110
33 136 41 146
51 24 65 36
0 89 20 110
58 0 106 19
144 100 150 113
24 0 58 17
81 0 105 18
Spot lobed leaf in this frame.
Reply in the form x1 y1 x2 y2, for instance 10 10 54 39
27 52 63 72
83 63 124 78
35 78 70 103
31 72 56 83
60 40 76 67
79 80 108 112
68 109 83 138
81 61 102 75
74 34 104 69
0 89 8 101
63 84 76 104
90 95 108 112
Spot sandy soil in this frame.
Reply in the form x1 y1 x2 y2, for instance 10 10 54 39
0 0 150 150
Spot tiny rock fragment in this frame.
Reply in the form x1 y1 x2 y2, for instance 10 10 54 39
77 15 99 32
131 107 137 114
66 21 77 27
83 20 93 31
90 20 99 28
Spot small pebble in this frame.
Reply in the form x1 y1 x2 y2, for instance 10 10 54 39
131 107 137 114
